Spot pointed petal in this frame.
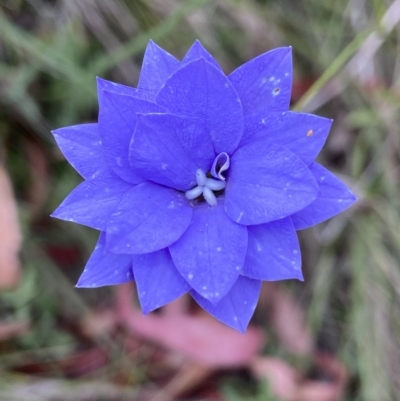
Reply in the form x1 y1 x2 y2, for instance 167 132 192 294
182 40 222 70
76 232 133 288
243 217 303 281
52 168 133 230
169 201 247 303
97 76 138 97
291 163 357 230
138 40 180 95
133 249 190 313
97 76 155 101
229 47 292 115
242 112 332 166
129 113 214 191
107 182 193 254
98 90 166 183
52 124 105 179
156 59 243 155
191 276 261 333
225 142 318 225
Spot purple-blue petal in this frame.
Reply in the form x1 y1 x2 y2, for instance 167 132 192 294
138 40 180 95
97 76 138 98
106 182 193 254
132 248 190 314
51 168 133 230
243 217 303 281
97 76 156 102
182 40 222 70
129 113 214 191
76 232 133 288
291 163 357 230
225 142 318 225
242 112 332 166
98 89 166 184
191 276 261 333
156 58 243 155
229 47 292 116
169 201 247 304
52 124 105 179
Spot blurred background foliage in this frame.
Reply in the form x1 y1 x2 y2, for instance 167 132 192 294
0 0 400 400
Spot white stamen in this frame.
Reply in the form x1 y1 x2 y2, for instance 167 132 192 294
185 186 203 200
196 169 207 186
203 186 217 206
205 178 226 191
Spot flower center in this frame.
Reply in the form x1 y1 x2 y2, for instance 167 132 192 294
185 152 230 206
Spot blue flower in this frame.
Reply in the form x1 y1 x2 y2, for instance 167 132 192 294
52 40 356 332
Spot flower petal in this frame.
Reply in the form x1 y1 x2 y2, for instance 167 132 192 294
97 76 138 98
156 58 243 155
76 232 133 288
52 124 105 179
291 163 357 230
191 276 261 333
169 201 247 304
52 168 133 230
98 89 166 184
243 217 303 281
229 47 292 115
242 112 332 166
138 40 180 96
133 249 190 314
182 40 222 70
107 182 193 254
225 143 318 225
129 113 214 191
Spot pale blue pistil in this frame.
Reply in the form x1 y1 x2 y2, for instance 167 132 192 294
185 153 230 206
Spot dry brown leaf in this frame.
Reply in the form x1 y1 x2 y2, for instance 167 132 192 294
117 283 264 369
0 320 29 341
263 283 313 356
25 139 49 218
0 165 22 289
251 356 299 400
80 309 118 338
149 362 211 401
250 352 348 401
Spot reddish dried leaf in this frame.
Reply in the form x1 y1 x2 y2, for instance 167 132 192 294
80 309 118 338
25 140 49 218
251 356 299 400
149 362 211 401
0 320 29 341
263 283 313 356
117 283 264 368
0 166 22 289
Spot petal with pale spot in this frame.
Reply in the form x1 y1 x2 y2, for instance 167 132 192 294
191 276 261 333
51 168 133 230
156 58 243 155
225 142 318 225
242 112 332 166
107 182 192 254
169 201 247 304
133 249 190 313
76 232 133 288
243 217 303 281
291 163 357 230
229 47 292 116
52 124 105 179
